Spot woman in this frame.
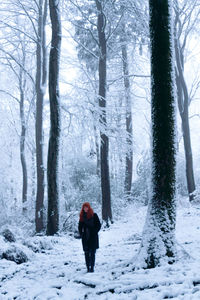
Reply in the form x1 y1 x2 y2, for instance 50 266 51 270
78 202 101 272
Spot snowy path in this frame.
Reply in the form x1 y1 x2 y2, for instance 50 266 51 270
1 203 200 299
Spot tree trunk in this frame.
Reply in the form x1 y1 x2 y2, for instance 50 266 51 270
174 38 195 201
138 0 177 268
47 0 62 235
35 0 48 233
31 148 36 202
121 40 133 200
35 0 45 233
19 72 28 213
93 124 100 176
95 0 112 225
181 115 195 200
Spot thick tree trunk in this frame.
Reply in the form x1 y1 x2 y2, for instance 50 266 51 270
35 0 44 232
174 38 195 201
47 0 61 235
35 0 48 233
121 42 133 200
95 0 112 224
138 0 177 268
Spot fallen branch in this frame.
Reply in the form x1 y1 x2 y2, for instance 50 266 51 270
96 282 159 295
74 280 96 288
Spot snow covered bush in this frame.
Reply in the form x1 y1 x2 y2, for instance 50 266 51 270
1 228 16 243
0 228 34 264
0 236 30 264
61 211 79 234
1 246 28 264
23 236 54 253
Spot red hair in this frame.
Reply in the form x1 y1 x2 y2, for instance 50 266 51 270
80 202 94 222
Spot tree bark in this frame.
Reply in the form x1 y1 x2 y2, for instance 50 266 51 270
121 37 133 200
95 0 112 224
93 124 100 176
31 148 36 202
139 0 177 268
35 0 47 233
19 67 28 213
47 0 61 235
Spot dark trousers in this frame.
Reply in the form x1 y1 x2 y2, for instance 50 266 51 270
84 249 96 272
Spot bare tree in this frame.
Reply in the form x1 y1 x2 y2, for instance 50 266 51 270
35 0 48 233
120 7 133 200
95 0 112 224
0 0 49 222
174 0 200 201
47 0 62 235
0 29 34 213
19 51 28 211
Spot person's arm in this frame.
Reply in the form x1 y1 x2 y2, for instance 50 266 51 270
94 213 101 232
78 221 83 236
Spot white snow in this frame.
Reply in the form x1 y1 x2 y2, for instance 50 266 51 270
1 200 200 299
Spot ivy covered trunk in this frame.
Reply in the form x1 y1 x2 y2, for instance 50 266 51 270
47 0 61 235
139 0 177 268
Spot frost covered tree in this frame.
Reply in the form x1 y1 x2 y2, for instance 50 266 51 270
120 2 146 200
121 0 148 201
47 0 62 235
138 0 177 268
0 12 35 213
68 0 114 224
72 8 100 176
0 0 48 224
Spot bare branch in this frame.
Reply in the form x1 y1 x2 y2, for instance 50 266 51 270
107 73 150 87
15 0 38 39
0 90 20 103
0 20 37 43
0 48 35 84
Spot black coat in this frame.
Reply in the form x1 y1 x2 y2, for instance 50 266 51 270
78 213 101 251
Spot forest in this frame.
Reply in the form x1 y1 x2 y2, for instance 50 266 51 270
0 0 200 299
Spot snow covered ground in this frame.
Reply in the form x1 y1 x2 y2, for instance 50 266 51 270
1 200 200 300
